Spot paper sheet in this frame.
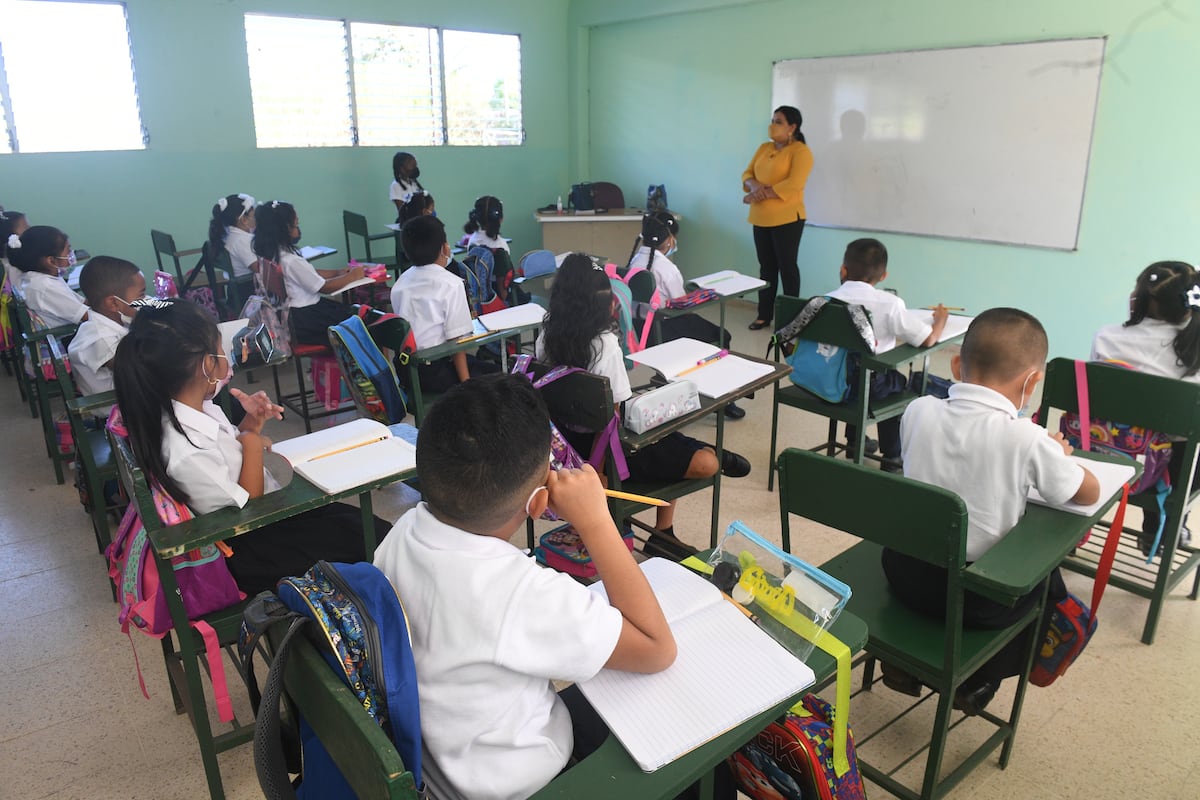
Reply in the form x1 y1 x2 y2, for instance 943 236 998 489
907 310 973 345
322 276 383 298
292 436 416 494
630 338 773 398
1027 455 1137 516
272 419 393 467
299 245 337 260
477 302 546 331
690 269 768 297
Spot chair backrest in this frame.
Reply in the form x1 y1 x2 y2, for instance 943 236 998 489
592 181 625 210
774 295 873 352
777 447 968 568
150 229 179 273
525 360 615 435
283 632 420 800
109 425 164 534
627 269 658 305
343 210 370 260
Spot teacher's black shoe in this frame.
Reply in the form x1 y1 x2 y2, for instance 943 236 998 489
748 319 770 331
723 402 746 420
721 451 752 478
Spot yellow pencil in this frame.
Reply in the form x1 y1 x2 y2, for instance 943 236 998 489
604 489 671 507
309 436 387 460
923 305 965 311
456 331 492 343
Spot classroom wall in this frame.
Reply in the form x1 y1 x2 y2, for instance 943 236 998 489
581 0 1200 358
0 0 570 275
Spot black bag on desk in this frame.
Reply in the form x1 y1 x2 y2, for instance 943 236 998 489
569 182 595 212
646 184 668 213
231 323 277 368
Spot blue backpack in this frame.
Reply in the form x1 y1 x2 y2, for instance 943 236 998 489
239 561 423 799
774 297 876 403
327 314 410 424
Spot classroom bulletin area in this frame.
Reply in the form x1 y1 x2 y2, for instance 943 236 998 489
2 0 1198 798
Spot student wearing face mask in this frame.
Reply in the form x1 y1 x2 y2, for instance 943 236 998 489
111 299 391 595
1 207 30 290
8 225 88 328
252 201 363 347
626 212 745 419
742 105 813 331
389 151 425 221
67 256 146 395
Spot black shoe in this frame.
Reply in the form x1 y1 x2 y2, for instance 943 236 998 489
881 663 923 697
880 456 903 474
721 451 752 478
1140 523 1191 559
748 319 770 331
642 528 698 560
953 682 997 717
845 437 879 460
723 402 746 420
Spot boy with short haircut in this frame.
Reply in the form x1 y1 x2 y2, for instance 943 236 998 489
390 215 497 393
883 307 1100 714
67 256 145 395
373 374 675 800
827 237 950 468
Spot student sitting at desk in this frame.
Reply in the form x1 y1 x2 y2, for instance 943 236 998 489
626 212 744 420
252 200 363 347
207 193 257 279
537 254 751 558
112 299 390 595
462 194 510 253
1 207 29 290
67 256 145 396
9 224 89 328
883 308 1099 715
373 373 678 800
1092 259 1200 555
827 238 949 470
391 215 499 394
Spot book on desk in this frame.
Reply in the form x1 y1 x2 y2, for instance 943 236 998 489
1027 455 1137 516
688 269 767 298
629 338 776 399
271 419 416 494
579 558 815 772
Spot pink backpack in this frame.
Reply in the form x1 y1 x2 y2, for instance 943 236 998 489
604 262 663 354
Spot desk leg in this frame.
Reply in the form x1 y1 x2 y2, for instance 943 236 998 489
359 491 377 560
711 410 724 549
156 552 227 800
407 362 425 425
718 298 728 347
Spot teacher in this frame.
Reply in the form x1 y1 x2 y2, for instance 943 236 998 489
742 105 813 330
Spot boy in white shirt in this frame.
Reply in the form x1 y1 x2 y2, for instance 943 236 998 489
374 374 676 800
883 307 1100 714
391 215 498 393
827 238 949 468
67 256 146 395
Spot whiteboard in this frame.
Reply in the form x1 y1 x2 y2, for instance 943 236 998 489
772 38 1105 250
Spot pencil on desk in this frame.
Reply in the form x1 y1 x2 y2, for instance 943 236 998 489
923 305 965 311
676 350 729 377
309 436 388 460
604 489 671 507
456 331 492 343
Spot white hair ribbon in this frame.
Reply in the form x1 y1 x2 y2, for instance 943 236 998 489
238 194 256 215
7 234 21 250
1187 285 1200 310
217 197 228 212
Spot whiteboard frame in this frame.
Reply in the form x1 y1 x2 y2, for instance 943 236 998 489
771 36 1107 251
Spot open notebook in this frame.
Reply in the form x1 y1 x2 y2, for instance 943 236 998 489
1027 455 1137 516
271 419 416 494
629 338 775 399
689 269 767 297
477 302 546 331
323 276 383 298
299 245 337 260
905 310 973 346
578 558 815 772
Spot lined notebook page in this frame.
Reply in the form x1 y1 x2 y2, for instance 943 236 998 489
272 419 392 466
690 270 767 297
579 560 815 771
685 356 776 399
292 436 416 494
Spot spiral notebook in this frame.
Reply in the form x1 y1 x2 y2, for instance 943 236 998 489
578 558 815 771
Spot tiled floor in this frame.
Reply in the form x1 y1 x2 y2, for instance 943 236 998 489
1 302 1197 799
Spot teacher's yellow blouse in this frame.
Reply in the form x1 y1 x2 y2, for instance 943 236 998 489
741 140 814 227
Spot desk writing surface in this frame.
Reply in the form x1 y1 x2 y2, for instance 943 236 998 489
412 318 542 363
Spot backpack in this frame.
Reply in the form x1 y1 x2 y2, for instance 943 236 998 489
239 561 424 799
104 411 244 722
327 313 411 424
242 257 292 357
729 693 866 800
1058 359 1173 559
455 245 509 316
604 263 661 355
773 297 876 403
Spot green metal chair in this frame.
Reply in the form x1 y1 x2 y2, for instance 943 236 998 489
1037 357 1200 645
767 295 923 490
343 210 398 275
778 447 1042 800
13 297 78 483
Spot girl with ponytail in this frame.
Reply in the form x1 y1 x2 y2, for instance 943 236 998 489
207 193 257 278
9 224 89 327
463 195 509 252
111 299 390 595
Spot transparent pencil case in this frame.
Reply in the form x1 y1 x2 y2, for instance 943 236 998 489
706 520 852 663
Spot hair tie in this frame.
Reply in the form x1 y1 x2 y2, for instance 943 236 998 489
217 197 228 212
271 200 280 209
238 194 256 215
1149 272 1160 283
1187 285 1200 310
129 297 172 310
7 234 21 250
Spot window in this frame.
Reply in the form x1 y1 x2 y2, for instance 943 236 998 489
244 14 522 149
0 1 145 153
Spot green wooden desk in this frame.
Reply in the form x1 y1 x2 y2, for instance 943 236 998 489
964 450 1141 606
651 275 767 348
532 607 868 799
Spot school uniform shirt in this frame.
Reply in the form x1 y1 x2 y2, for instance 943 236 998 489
374 503 622 800
741 139 814 227
160 399 280 515
66 313 127 395
389 178 421 205
223 226 257 278
1091 319 1200 383
901 383 1086 562
628 245 687 306
465 231 511 253
278 250 326 310
19 270 88 328
390 262 473 350
827 280 932 353
535 330 633 403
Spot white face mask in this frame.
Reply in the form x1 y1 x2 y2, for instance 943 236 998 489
204 353 233 398
1017 369 1038 416
525 484 547 518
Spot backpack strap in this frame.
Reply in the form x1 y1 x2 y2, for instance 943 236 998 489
1089 483 1129 620
773 296 829 345
195 619 235 723
1074 359 1091 452
253 614 310 800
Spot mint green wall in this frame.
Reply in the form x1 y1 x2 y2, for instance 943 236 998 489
583 0 1200 358
0 0 569 275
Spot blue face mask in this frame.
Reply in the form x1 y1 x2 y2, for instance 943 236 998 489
665 244 678 258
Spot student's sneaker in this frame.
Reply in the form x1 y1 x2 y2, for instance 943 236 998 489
880 456 904 474
844 437 879 460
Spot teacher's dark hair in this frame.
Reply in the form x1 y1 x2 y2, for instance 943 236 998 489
775 105 806 144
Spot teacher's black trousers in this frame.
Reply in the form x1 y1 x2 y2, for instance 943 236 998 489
752 217 806 323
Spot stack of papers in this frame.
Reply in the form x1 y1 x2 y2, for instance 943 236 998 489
689 269 768 297
629 338 775 399
272 419 416 494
